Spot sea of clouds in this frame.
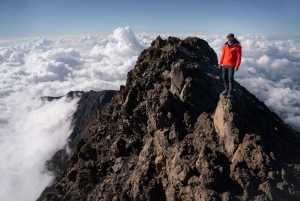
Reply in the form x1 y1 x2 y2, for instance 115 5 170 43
0 27 299 200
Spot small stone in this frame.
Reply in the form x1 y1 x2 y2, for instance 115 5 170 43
112 196 119 201
112 163 122 174
116 157 122 164
175 165 182 174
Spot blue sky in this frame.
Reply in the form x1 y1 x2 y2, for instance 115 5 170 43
0 0 300 37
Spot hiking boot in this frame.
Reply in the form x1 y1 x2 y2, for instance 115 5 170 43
227 91 233 98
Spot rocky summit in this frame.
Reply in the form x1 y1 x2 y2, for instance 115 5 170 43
42 36 300 201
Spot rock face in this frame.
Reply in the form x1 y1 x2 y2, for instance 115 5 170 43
42 36 300 201
66 90 118 148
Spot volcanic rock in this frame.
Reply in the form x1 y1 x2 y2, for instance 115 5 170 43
40 36 300 201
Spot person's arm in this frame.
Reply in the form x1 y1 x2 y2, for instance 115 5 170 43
218 45 225 69
235 45 242 71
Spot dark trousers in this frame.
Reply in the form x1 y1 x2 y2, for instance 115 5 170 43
222 66 235 91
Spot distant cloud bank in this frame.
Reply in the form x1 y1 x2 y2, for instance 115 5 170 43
0 27 299 201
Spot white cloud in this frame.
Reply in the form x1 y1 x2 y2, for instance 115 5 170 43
0 94 78 201
0 49 25 66
0 28 300 201
39 38 54 46
0 49 13 60
30 38 54 52
90 27 142 60
43 48 82 66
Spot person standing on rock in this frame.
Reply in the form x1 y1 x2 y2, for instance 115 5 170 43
218 33 242 98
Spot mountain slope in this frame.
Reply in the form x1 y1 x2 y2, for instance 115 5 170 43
43 36 300 201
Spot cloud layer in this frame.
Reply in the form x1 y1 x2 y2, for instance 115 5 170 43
0 96 78 201
0 27 299 200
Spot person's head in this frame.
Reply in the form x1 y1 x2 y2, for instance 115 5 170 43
226 33 234 43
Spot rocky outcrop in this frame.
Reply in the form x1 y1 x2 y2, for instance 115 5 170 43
41 36 300 201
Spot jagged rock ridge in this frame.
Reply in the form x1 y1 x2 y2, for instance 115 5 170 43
42 36 300 201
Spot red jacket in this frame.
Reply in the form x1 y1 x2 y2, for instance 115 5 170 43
220 42 242 69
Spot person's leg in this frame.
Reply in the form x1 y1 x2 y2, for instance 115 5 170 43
222 66 229 94
227 67 235 97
